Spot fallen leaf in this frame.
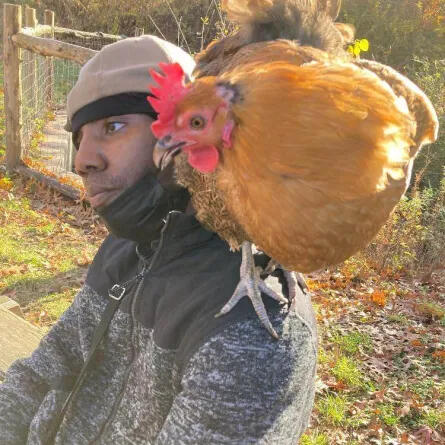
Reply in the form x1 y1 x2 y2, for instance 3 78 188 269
398 404 411 417
431 350 445 362
371 290 387 307
400 432 410 443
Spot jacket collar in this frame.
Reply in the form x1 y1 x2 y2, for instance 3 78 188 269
136 210 219 269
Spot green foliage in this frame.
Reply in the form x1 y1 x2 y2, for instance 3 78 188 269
377 403 400 426
401 406 445 430
300 432 329 445
411 378 438 398
53 59 81 105
317 346 330 365
332 331 373 355
359 176 445 276
341 1 445 189
332 356 364 388
317 394 348 425
340 0 445 70
420 408 445 429
407 58 445 191
27 0 232 55
387 314 410 324
347 38 370 57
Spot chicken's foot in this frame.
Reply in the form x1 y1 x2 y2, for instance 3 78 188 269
264 259 309 302
215 241 288 339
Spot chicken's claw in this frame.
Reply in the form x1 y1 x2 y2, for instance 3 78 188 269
215 241 288 339
264 259 309 301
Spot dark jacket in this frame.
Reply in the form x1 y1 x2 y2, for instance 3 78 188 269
0 210 317 444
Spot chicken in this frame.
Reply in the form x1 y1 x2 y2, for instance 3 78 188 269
148 0 439 338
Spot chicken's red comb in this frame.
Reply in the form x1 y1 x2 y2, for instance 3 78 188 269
147 62 189 137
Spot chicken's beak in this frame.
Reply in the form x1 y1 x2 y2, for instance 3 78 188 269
153 136 186 170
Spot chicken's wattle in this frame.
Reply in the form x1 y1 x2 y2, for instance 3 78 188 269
184 145 219 173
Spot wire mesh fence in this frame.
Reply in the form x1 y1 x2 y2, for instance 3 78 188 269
17 29 121 188
20 50 76 182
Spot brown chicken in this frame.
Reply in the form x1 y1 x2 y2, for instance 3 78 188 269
148 0 439 338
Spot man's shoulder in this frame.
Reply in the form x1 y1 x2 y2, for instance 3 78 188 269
175 273 317 374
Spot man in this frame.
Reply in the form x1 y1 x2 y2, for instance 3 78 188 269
0 36 317 444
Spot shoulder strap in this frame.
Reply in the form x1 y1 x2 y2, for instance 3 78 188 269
46 284 128 444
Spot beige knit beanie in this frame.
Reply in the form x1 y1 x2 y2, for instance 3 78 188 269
65 35 195 132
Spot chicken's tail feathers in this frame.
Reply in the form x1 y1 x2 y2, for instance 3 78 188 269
222 0 342 24
221 0 274 24
355 59 439 153
195 0 354 78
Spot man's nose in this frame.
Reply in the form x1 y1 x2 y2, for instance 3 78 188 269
74 131 106 176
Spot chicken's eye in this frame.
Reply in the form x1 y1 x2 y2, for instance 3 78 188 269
190 116 206 130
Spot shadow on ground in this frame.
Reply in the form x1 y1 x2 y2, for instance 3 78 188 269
0 266 88 306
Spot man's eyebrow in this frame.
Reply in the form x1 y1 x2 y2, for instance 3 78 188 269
105 115 131 121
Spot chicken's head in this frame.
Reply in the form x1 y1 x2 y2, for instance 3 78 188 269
148 63 235 174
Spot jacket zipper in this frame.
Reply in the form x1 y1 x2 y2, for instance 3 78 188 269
93 212 176 443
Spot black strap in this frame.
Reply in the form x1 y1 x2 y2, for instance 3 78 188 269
46 283 132 444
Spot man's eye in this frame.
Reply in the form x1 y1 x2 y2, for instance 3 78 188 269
106 122 125 133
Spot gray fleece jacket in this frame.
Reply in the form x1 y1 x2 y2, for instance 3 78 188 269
0 211 317 444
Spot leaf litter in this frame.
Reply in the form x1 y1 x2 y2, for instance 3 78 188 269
1 171 443 442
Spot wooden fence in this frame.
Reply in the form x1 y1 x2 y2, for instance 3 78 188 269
2 3 127 199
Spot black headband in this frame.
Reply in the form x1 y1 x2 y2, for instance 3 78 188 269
71 92 158 136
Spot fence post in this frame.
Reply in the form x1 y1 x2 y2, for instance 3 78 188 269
25 7 38 122
44 10 55 105
3 3 23 172
24 6 37 28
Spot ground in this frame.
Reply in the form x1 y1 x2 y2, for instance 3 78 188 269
0 174 105 330
0 172 443 444
303 266 444 444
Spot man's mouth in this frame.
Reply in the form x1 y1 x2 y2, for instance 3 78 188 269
88 188 120 208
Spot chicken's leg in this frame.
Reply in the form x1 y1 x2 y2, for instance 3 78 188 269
215 241 288 339
264 259 309 301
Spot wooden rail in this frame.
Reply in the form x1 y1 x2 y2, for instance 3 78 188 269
15 166 82 201
12 33 97 65
54 26 125 43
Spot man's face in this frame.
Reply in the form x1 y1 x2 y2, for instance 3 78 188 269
74 114 158 209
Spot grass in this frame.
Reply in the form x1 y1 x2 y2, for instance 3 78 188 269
300 432 329 445
420 409 445 430
316 394 348 426
53 59 81 106
387 313 410 325
306 262 444 443
0 174 104 330
332 331 373 356
332 356 364 388
376 403 399 427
